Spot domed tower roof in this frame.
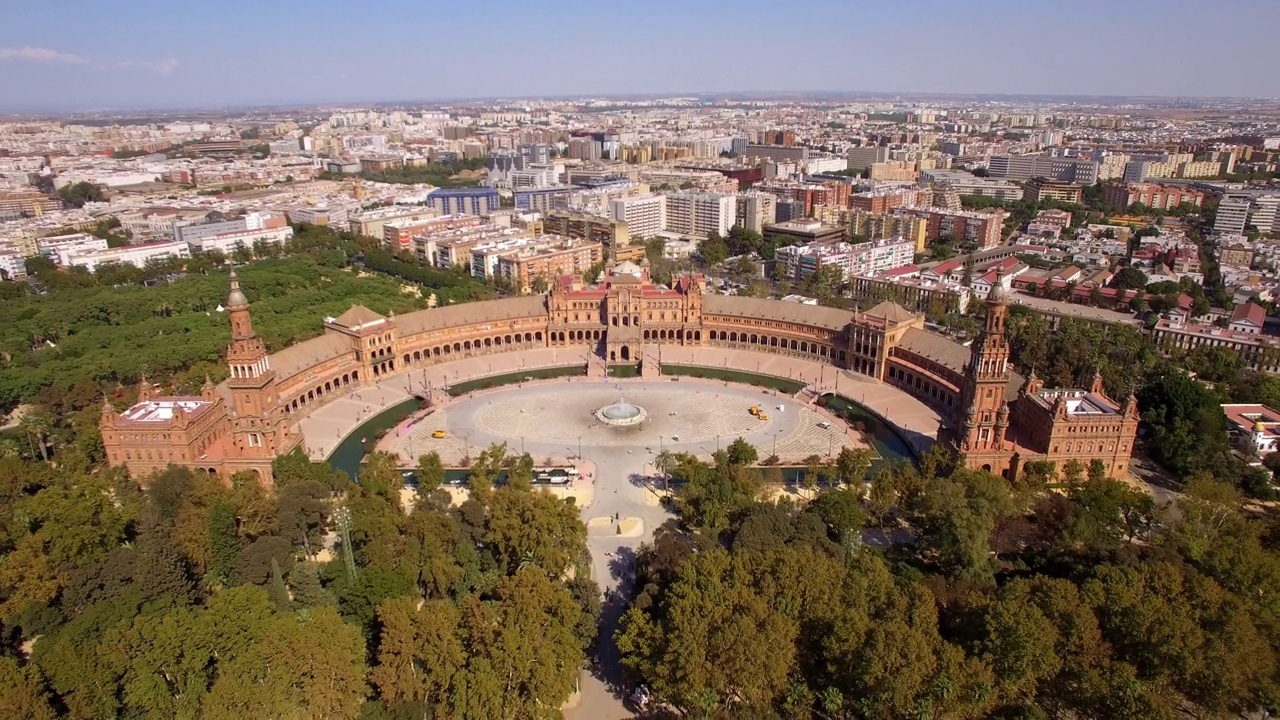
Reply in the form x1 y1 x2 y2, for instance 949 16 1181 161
227 271 248 309
987 266 1009 305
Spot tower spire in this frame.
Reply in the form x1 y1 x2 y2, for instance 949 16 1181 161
227 270 248 310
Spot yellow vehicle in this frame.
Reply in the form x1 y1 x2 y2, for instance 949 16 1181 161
757 413 769 421
431 430 446 439
748 405 761 416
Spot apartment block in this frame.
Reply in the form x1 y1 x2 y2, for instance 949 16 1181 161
349 206 441 239
849 210 931 253
775 236 916 281
847 273 972 315
37 232 109 265
0 249 25 281
1102 182 1208 211
610 194 667 240
383 214 485 252
186 226 295 255
1215 195 1253 235
988 155 1099 184
850 186 919 214
735 192 776 234
514 186 573 213
0 190 63 215
918 169 1024 201
913 207 1009 250
763 219 845 246
494 238 605 293
427 225 534 269
665 193 736 237
1024 178 1084 204
428 188 501 216
64 240 190 273
868 161 918 182
847 146 890 171
543 209 630 252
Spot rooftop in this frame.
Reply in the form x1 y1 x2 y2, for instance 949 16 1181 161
119 397 211 423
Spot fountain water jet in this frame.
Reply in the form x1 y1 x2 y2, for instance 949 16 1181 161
595 395 647 426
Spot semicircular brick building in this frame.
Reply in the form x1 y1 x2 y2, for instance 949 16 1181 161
102 262 1137 484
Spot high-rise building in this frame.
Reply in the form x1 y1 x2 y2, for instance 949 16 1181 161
665 193 736 237
735 192 776 234
847 146 890 171
610 194 667 240
1253 195 1280 234
1215 195 1252 235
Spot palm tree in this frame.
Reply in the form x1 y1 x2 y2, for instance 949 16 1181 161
19 410 52 462
653 450 675 492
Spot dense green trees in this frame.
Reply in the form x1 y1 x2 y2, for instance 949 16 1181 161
0 255 429 411
616 438 1280 718
56 181 104 208
0 436 595 717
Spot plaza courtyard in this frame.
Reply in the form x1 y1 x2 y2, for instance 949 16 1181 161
379 378 873 466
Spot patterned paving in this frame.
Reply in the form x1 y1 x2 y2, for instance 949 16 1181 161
383 380 872 463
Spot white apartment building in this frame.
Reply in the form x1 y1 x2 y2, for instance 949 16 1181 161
1215 195 1253 235
185 226 294 255
665 192 736 237
1254 195 1280 235
509 166 559 190
806 156 850 175
64 240 190 273
0 249 25 280
610 194 667 240
37 232 109 265
775 236 916 281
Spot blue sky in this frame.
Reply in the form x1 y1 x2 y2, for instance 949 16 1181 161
1 0 1276 110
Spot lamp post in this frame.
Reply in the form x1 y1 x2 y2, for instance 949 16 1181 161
578 435 582 460
773 431 780 458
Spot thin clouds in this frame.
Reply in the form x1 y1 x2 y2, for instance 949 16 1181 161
0 46 85 64
0 45 178 75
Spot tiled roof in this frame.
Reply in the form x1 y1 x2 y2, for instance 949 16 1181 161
702 294 853 331
863 301 916 325
395 296 549 336
332 305 385 329
899 328 968 372
1231 302 1266 327
896 327 1024 396
272 333 353 379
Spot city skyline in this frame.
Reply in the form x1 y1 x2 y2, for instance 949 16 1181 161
3 0 1279 111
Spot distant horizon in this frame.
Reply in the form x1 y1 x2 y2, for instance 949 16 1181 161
3 88 1279 117
3 0 1278 112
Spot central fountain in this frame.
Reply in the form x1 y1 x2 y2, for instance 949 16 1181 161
595 395 647 427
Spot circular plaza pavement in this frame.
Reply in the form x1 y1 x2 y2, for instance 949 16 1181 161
382 378 871 464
